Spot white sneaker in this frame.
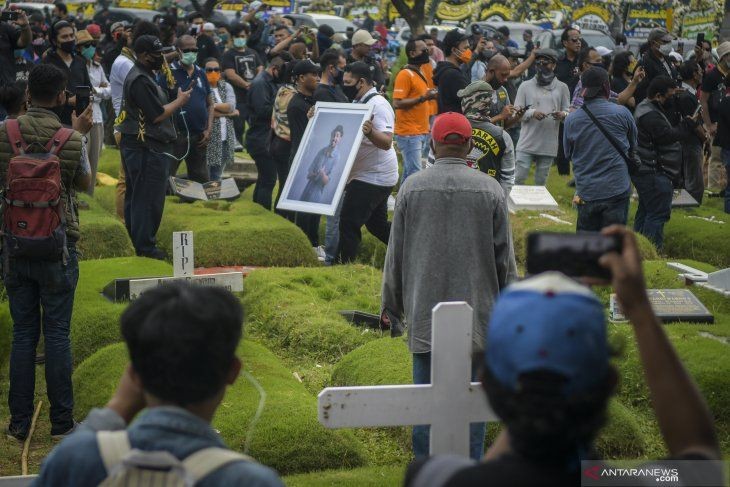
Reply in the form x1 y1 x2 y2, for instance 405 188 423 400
314 246 326 262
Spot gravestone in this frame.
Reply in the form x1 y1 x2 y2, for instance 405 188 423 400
0 476 34 486
667 262 730 297
318 302 498 457
103 231 244 302
508 185 559 212
168 176 240 202
671 189 700 208
610 289 714 323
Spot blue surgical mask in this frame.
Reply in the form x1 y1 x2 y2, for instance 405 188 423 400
13 48 24 59
81 45 95 60
181 51 197 66
233 37 247 48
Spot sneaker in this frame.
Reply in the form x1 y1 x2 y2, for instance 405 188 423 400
6 424 28 442
51 421 78 440
138 248 167 261
314 246 326 262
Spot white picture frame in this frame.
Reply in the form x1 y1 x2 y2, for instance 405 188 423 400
276 101 373 216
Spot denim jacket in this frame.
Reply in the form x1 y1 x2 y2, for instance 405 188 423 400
32 406 284 487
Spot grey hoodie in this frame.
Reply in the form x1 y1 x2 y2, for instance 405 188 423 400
514 76 571 157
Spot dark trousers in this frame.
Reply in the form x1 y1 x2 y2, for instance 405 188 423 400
271 135 294 221
576 189 631 232
170 133 209 184
6 248 78 434
632 171 673 250
682 143 704 204
121 144 169 255
556 124 570 175
295 213 321 247
337 179 392 263
233 101 248 145
246 133 277 210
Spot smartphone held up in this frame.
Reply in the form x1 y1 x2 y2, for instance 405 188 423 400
526 232 622 280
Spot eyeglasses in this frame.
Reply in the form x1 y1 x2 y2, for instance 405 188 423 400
535 59 553 66
205 67 220 72
568 37 582 43
181 48 198 53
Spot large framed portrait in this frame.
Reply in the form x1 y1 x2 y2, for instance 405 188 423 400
276 102 373 216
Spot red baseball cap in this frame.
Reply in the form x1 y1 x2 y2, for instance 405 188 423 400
432 112 472 145
86 23 101 38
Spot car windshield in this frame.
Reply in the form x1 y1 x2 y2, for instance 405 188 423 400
582 33 615 50
314 17 352 33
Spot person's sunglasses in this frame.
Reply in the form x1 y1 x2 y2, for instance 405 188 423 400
205 67 220 72
568 37 582 43
181 48 198 53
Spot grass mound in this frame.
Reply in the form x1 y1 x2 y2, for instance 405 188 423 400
662 199 729 267
72 257 172 364
73 340 366 475
285 465 405 487
157 198 318 268
77 194 133 260
243 265 384 365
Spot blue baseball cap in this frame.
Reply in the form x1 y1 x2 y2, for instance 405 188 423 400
485 272 608 396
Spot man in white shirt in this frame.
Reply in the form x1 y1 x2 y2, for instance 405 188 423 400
337 62 398 263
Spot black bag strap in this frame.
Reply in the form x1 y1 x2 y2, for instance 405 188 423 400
361 93 380 104
404 66 428 85
581 103 633 166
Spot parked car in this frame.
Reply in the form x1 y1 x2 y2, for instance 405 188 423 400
92 7 160 26
283 13 355 33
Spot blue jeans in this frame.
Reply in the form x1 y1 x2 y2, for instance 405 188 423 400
324 195 343 265
395 134 427 184
412 352 485 460
632 171 673 250
515 151 554 186
576 189 631 232
421 116 435 159
121 144 170 256
6 247 78 434
722 148 730 213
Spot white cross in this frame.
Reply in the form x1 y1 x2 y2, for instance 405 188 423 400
317 302 499 457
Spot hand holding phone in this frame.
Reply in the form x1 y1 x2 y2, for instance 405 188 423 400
526 231 623 280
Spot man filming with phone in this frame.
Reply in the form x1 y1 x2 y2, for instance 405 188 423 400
0 6 31 89
117 35 191 260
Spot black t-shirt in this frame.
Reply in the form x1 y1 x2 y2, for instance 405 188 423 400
221 47 263 104
700 66 728 123
287 91 315 164
555 54 580 95
714 96 730 149
313 83 348 103
121 73 168 151
0 22 20 87
676 89 703 145
43 50 92 125
611 76 629 95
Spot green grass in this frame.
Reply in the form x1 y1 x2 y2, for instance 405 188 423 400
73 340 367 476
76 194 133 260
157 198 318 268
284 465 405 487
72 257 173 364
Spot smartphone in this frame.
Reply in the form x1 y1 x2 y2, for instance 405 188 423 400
693 103 702 117
1 11 19 21
526 232 622 279
696 32 705 45
535 40 541 48
74 86 91 115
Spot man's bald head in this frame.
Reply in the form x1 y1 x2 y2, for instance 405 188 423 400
487 54 511 85
176 34 196 50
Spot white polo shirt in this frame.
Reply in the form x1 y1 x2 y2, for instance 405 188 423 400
348 87 399 187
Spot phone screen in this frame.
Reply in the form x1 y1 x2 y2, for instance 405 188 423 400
75 86 91 115
526 232 621 279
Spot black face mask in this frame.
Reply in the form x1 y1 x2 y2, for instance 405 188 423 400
408 51 430 66
148 54 163 71
536 65 555 86
342 82 360 102
59 40 76 54
333 68 344 86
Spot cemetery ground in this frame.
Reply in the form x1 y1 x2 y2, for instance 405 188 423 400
0 147 727 485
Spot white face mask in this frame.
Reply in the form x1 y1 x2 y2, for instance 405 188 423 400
658 42 673 56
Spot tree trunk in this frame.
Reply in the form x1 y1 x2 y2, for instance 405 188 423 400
391 0 426 35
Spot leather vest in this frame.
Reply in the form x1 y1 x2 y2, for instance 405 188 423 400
634 99 682 181
0 108 83 241
468 120 507 181
117 64 176 144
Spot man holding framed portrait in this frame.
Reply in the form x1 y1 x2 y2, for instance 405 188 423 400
337 61 398 263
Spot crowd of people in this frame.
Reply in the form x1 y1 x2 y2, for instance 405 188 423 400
0 4 727 485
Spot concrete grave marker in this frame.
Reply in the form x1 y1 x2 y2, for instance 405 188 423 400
667 262 730 297
318 302 498 457
610 289 713 323
508 185 559 212
671 189 700 208
103 231 244 302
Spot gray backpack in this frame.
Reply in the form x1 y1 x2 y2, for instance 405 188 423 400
96 430 252 487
